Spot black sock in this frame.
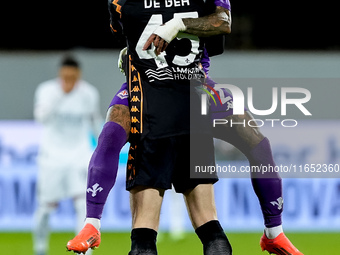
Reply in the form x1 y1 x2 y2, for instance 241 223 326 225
195 220 232 255
128 228 158 255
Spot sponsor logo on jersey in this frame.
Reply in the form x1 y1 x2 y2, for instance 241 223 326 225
172 67 205 80
145 66 205 82
145 68 173 82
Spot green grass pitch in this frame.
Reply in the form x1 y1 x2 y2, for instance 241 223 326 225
1 232 339 255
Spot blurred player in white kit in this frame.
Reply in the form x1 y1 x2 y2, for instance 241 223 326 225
32 55 103 255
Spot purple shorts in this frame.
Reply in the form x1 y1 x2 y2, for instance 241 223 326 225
109 80 240 120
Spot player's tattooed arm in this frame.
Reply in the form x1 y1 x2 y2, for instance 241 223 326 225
143 7 231 55
183 7 231 36
106 104 131 138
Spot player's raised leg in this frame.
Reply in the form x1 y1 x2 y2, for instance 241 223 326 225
212 111 303 255
67 83 131 254
86 103 130 221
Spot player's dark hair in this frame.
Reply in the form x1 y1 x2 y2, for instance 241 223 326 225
60 55 80 69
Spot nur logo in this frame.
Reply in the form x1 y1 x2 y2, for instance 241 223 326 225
201 84 312 117
199 83 312 128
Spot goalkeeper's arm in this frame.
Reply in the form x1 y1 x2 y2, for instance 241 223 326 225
143 7 231 55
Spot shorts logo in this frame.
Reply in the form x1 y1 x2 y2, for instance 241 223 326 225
127 144 138 181
131 127 139 134
223 96 233 111
131 116 140 123
131 106 140 112
117 89 129 99
87 183 103 197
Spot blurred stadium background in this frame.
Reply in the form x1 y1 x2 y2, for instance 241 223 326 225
1 0 340 254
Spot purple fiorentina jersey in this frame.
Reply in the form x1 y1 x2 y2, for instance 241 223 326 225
215 0 231 10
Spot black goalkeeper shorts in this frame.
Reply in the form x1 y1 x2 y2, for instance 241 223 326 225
126 134 218 194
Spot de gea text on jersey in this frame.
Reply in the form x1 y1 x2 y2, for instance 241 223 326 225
144 0 190 9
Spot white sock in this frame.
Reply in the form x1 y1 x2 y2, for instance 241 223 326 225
84 217 101 231
265 225 283 239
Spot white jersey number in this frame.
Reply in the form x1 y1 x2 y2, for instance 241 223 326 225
135 12 199 68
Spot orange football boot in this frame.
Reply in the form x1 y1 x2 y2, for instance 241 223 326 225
260 232 303 255
67 224 101 254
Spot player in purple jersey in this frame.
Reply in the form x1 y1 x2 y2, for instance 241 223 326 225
67 53 303 255
67 0 303 254
200 49 303 254
68 0 233 255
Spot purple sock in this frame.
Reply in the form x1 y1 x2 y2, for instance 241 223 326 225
248 137 283 228
86 121 127 219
